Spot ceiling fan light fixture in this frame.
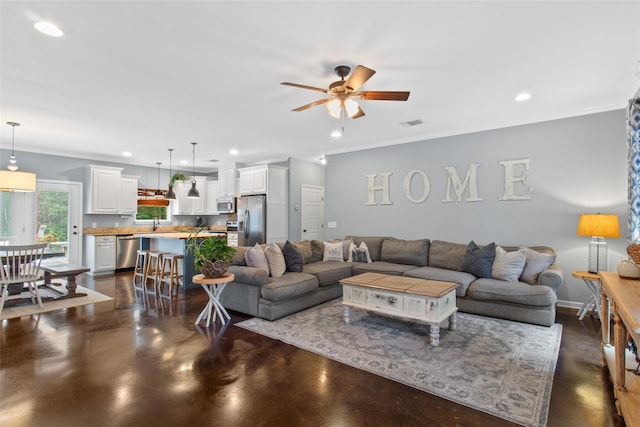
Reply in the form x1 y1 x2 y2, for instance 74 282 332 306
344 98 359 118
327 99 342 118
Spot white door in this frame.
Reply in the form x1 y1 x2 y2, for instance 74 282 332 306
36 180 83 265
301 185 324 241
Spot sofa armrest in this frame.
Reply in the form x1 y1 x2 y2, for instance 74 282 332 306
538 263 563 292
227 265 270 287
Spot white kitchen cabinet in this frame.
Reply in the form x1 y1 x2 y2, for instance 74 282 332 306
118 175 139 214
239 166 267 195
171 176 208 215
206 180 220 214
218 164 237 196
84 235 116 275
86 165 120 214
85 165 138 215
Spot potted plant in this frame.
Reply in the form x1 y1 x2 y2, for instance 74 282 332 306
170 172 187 185
186 228 236 278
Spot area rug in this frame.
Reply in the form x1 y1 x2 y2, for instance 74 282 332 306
237 299 561 427
1 285 113 320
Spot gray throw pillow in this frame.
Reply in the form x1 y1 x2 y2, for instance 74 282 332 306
282 240 304 272
460 241 496 278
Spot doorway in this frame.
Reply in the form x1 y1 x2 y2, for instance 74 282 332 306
301 185 324 241
36 180 83 265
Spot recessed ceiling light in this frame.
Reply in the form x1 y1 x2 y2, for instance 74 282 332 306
229 149 239 156
34 21 63 37
515 92 532 102
180 160 189 165
122 151 132 157
320 157 326 165
330 130 342 138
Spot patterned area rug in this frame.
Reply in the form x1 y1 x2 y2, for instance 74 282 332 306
237 299 561 427
1 284 112 320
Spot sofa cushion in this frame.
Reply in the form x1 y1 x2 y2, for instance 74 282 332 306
467 278 557 307
323 241 344 262
520 247 557 285
303 261 354 287
310 240 324 263
460 241 496 278
294 240 313 264
345 236 386 261
330 239 355 261
232 246 249 266
264 243 286 278
491 246 526 282
260 272 319 301
404 266 476 296
245 243 269 274
380 238 430 266
282 240 304 272
429 240 467 271
227 265 270 286
351 261 418 276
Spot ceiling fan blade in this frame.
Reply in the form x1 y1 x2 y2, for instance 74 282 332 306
345 65 376 91
292 98 332 112
281 82 328 93
357 91 410 101
351 106 365 119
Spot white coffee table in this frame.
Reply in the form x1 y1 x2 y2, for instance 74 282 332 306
340 272 458 346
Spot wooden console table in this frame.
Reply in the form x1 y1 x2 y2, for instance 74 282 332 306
599 271 640 426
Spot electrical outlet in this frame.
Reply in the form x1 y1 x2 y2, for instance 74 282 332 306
92 222 97 228
114 222 119 228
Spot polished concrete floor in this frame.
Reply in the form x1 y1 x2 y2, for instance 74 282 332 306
0 272 627 427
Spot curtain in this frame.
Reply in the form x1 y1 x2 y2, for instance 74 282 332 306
628 97 640 243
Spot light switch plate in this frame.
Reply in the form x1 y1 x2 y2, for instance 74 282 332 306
328 221 337 228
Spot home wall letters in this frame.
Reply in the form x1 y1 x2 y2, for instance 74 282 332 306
366 158 532 205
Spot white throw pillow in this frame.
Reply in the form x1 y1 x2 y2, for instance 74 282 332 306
264 243 286 277
520 247 556 285
244 243 269 275
491 246 526 282
351 241 372 263
347 241 357 262
323 241 344 262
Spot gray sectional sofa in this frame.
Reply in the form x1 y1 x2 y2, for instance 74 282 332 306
219 236 563 326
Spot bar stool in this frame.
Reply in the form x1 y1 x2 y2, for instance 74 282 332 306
132 249 149 306
158 253 184 308
144 251 164 307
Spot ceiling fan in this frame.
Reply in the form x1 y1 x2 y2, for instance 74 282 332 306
281 65 410 119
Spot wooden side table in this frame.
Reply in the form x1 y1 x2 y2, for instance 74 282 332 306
192 273 234 327
572 270 602 320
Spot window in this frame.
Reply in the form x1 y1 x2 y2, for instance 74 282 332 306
136 205 169 221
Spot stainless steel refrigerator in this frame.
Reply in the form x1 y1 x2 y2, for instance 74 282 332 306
237 194 267 246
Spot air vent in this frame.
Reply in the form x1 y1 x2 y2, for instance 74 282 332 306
400 119 424 127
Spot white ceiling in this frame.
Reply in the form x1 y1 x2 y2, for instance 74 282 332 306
1 1 639 173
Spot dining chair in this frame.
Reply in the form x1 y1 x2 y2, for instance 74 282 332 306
0 243 48 315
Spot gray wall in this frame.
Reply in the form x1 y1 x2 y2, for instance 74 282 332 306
324 110 628 307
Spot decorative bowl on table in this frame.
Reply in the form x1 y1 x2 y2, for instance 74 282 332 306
200 260 230 278
617 259 640 280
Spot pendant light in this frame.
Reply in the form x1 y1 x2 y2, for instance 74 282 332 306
154 162 163 196
165 148 176 200
0 121 36 192
187 142 200 199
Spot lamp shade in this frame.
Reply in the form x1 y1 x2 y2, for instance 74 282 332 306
0 170 37 192
576 214 620 238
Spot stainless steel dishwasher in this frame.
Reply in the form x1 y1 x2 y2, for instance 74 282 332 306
116 235 140 270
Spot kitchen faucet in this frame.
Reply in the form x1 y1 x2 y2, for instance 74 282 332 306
153 217 159 231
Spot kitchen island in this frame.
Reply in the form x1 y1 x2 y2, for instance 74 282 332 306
133 232 226 290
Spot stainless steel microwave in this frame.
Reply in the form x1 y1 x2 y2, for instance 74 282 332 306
216 196 236 213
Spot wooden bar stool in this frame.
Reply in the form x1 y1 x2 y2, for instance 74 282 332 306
159 253 183 307
132 249 149 306
144 251 164 307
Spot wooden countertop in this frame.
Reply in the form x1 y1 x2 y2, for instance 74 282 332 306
84 225 226 236
133 232 226 239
